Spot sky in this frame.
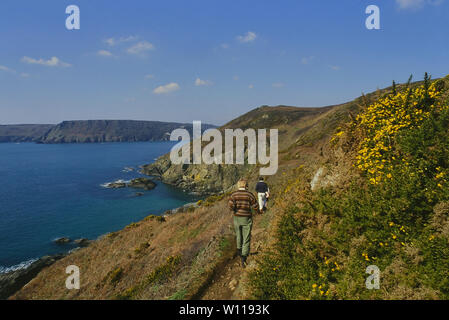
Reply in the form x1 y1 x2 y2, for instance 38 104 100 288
0 0 448 125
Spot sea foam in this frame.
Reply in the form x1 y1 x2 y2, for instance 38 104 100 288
0 258 38 274
100 179 131 188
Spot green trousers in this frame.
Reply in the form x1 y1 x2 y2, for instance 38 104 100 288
233 216 253 257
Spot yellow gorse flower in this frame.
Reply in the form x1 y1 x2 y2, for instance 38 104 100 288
340 82 446 184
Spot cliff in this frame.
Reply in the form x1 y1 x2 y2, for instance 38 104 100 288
141 104 355 194
0 124 54 142
36 120 215 144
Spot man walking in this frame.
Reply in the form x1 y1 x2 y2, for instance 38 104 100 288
228 179 258 267
255 177 270 213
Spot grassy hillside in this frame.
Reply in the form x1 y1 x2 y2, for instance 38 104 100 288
11 74 449 300
141 103 356 195
249 74 449 299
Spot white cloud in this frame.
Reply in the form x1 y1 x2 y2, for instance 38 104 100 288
301 56 315 65
127 41 155 55
0 65 13 72
330 65 341 71
237 31 257 43
195 78 212 86
153 82 180 94
220 43 229 49
97 50 114 57
105 38 116 46
272 82 284 88
248 84 254 89
144 74 155 79
1 65 30 78
104 36 138 46
396 0 444 9
21 56 71 67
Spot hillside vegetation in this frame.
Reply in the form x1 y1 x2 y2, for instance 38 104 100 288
249 74 449 299
142 104 354 194
11 74 449 300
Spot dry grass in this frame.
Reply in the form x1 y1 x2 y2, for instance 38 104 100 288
11 200 237 300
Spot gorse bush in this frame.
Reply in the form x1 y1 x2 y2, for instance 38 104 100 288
354 75 447 185
249 74 449 299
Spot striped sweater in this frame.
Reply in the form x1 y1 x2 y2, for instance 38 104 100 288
228 189 258 217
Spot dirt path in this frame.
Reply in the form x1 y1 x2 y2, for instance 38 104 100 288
199 255 241 300
198 214 266 300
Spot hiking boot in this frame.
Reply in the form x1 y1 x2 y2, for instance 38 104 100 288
241 255 247 268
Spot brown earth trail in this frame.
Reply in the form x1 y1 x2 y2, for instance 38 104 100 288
198 214 267 300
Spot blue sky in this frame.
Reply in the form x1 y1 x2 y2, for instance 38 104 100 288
0 0 448 125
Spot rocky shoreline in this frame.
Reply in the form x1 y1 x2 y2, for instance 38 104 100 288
140 155 244 195
0 199 201 300
0 254 66 299
0 237 95 299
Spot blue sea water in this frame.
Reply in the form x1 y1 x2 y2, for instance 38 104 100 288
0 142 196 272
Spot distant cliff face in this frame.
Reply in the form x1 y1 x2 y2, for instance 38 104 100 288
141 105 346 195
35 120 215 144
0 124 54 142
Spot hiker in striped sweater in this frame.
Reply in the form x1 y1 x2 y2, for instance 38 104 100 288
228 179 258 267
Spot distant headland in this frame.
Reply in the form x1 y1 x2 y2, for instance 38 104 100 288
0 120 216 143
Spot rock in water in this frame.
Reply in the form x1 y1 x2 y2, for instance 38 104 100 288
74 238 91 247
106 182 127 188
54 237 71 244
128 178 156 190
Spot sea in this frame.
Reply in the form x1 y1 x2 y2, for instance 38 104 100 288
0 142 197 273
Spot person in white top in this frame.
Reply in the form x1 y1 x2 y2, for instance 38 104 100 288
255 177 270 213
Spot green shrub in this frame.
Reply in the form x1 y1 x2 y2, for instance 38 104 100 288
105 267 123 286
249 76 449 299
134 242 151 255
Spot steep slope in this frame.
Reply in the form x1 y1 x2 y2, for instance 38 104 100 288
0 124 54 142
11 76 448 300
36 120 215 143
10 89 366 299
248 75 449 299
141 104 354 194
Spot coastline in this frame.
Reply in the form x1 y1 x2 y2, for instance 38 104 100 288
0 254 66 299
0 141 200 299
0 199 202 300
